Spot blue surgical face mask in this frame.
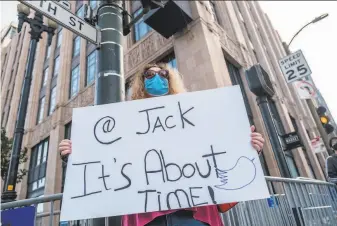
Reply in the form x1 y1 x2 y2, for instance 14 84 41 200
144 73 169 96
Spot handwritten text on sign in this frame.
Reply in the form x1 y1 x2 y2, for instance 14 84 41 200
60 86 269 221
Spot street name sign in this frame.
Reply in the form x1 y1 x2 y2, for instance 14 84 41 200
20 0 97 44
281 132 303 150
279 50 312 84
53 0 71 11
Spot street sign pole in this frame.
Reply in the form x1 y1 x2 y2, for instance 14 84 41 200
256 96 292 178
282 43 332 155
95 0 124 105
94 1 124 225
2 11 56 203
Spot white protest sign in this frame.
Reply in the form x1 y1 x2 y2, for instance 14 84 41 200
60 86 270 221
279 50 312 83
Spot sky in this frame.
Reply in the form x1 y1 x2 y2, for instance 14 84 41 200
259 1 337 120
1 1 336 120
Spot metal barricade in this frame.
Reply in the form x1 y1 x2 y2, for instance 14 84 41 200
1 177 337 226
222 176 337 226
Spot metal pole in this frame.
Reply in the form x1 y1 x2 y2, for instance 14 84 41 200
1 12 44 203
282 42 332 155
256 96 292 178
94 1 123 225
95 0 124 105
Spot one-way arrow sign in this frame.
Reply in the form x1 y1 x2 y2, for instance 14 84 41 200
20 0 97 44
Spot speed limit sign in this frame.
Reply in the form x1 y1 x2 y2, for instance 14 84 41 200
279 50 312 83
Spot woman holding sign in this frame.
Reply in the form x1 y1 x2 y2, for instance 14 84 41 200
59 63 265 226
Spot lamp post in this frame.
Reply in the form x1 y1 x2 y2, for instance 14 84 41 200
288 13 329 47
1 3 57 203
282 13 332 154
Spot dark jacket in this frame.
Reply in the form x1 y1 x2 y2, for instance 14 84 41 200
326 154 337 183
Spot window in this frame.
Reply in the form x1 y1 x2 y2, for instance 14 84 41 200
36 195 44 213
37 97 45 124
86 51 96 85
53 56 60 77
2 53 7 68
89 0 97 9
61 122 72 193
159 52 177 69
4 90 10 108
284 152 300 178
133 8 152 41
70 66 80 98
76 6 84 18
168 58 177 69
27 139 49 198
41 68 49 87
209 1 220 24
73 36 81 58
289 114 315 178
56 29 62 48
226 60 254 125
45 45 51 60
1 112 5 127
48 87 57 115
65 122 72 139
5 106 10 128
8 69 14 86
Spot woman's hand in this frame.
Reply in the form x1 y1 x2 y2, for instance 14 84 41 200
250 125 264 154
59 139 72 161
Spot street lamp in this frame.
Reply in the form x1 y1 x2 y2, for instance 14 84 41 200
1 3 57 203
288 13 329 47
282 13 332 155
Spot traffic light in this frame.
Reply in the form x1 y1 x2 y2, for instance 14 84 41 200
317 106 334 134
141 0 165 9
142 0 193 39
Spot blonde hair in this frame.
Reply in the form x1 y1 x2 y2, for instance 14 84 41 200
130 63 186 100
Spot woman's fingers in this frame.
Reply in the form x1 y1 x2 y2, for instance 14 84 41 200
251 132 262 137
252 136 264 143
252 139 264 150
59 146 70 152
251 125 256 132
60 140 71 146
61 149 72 156
59 139 72 157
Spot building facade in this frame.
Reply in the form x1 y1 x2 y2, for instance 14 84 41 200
0 0 330 222
1 22 17 48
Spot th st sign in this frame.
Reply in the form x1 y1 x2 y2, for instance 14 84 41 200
279 50 312 84
19 0 97 44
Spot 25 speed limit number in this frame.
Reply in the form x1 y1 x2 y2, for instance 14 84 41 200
279 50 312 84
